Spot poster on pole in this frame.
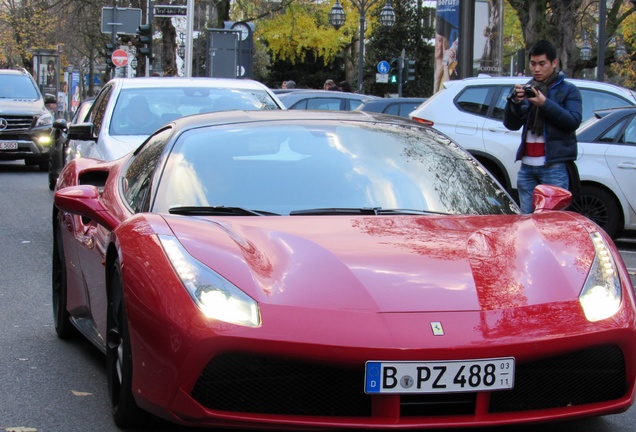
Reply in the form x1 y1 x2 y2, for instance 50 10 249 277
434 0 459 93
474 0 503 77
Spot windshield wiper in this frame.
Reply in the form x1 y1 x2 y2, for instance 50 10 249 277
169 206 278 216
376 208 451 216
289 207 382 216
289 207 450 216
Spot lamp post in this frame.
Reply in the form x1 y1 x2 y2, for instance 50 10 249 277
329 1 396 93
597 0 606 82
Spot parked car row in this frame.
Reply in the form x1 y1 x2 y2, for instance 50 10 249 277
274 89 426 118
409 76 636 238
0 70 628 430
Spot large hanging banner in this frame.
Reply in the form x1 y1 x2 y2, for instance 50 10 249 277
434 0 460 93
474 0 503 77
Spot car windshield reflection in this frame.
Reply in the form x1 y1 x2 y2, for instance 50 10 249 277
152 121 518 216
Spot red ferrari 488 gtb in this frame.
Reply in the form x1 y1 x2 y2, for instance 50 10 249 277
53 110 636 429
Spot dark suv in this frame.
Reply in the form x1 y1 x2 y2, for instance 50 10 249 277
0 69 55 170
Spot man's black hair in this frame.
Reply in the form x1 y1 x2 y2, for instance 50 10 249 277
528 40 557 61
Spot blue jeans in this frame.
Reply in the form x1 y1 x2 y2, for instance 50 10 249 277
517 163 569 214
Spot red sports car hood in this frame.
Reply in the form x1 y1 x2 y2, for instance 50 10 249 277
164 213 596 313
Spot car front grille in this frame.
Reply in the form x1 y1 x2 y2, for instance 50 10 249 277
489 344 626 412
0 115 35 132
190 345 627 418
191 354 371 416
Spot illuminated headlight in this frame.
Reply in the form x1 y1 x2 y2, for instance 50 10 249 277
37 135 53 146
36 113 53 128
579 232 622 322
159 235 261 327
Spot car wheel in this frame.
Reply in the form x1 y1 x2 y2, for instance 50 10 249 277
39 160 49 172
570 185 622 238
107 260 145 427
52 218 78 338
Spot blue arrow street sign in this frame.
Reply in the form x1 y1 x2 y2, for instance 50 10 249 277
377 60 390 74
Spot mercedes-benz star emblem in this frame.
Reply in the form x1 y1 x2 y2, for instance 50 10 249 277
0 118 8 131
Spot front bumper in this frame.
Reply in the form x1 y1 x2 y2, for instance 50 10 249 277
131 300 636 430
0 129 53 162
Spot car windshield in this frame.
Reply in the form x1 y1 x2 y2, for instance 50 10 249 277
152 120 518 216
109 87 280 136
0 75 40 99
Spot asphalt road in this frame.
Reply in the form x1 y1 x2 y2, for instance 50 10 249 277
1 161 635 432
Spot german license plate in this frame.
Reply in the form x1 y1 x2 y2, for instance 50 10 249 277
0 142 18 150
365 357 515 394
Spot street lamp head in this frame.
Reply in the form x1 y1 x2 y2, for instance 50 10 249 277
329 0 346 30
379 2 396 28
580 44 592 61
580 30 591 62
615 44 627 62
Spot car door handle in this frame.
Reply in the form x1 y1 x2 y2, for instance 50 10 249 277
487 127 513 133
616 162 636 169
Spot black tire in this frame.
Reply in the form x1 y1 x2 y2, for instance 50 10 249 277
52 218 78 338
107 260 145 428
570 185 622 239
39 160 49 172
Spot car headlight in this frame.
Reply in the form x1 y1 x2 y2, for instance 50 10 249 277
159 235 261 327
579 232 622 322
36 112 53 128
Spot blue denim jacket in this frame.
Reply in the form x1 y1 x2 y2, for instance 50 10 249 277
504 71 582 164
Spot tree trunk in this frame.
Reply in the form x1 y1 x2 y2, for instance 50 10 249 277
158 18 177 76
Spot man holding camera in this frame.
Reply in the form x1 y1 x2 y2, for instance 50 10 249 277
504 40 582 214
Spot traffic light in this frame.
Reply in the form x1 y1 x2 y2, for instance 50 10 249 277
405 59 416 81
389 58 399 84
104 43 116 68
136 23 153 58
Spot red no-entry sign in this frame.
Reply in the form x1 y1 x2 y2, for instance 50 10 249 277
111 49 129 67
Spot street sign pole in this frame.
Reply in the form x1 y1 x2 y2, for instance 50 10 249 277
185 0 194 77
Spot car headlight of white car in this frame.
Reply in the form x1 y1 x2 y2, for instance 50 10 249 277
159 235 261 327
579 232 622 322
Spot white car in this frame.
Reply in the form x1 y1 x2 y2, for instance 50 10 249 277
66 77 283 164
570 107 636 238
409 76 636 237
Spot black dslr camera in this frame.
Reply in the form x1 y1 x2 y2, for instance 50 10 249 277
523 84 536 98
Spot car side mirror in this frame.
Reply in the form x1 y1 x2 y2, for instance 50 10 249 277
54 185 118 231
532 184 572 212
52 118 68 131
68 122 97 141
